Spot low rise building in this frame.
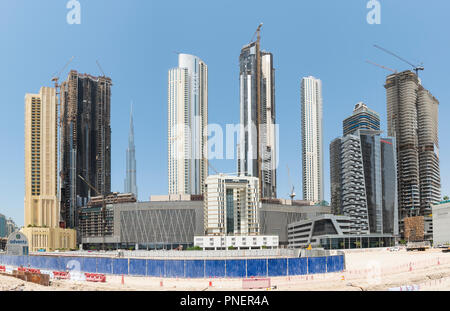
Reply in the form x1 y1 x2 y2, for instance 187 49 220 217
432 200 450 246
288 214 396 249
21 227 76 252
194 235 279 250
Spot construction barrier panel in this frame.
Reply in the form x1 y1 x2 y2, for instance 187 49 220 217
288 257 308 275
246 259 267 278
164 259 185 278
147 259 164 277
205 260 226 278
326 255 343 272
82 257 98 273
225 259 246 278
185 260 204 279
268 258 287 277
308 257 327 274
112 258 128 275
129 259 146 276
0 254 344 279
96 257 113 274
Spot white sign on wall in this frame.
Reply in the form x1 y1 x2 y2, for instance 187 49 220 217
6 232 29 256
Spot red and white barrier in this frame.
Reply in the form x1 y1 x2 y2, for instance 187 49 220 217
53 271 70 280
18 267 41 274
0 265 5 273
84 273 106 283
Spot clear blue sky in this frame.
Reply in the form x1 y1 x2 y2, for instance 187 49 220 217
0 0 449 227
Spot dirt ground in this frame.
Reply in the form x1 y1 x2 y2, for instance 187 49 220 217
1 248 449 291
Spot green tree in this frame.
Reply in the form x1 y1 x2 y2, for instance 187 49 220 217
186 246 202 251
443 195 449 201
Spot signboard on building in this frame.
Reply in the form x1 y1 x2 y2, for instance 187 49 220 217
6 231 29 256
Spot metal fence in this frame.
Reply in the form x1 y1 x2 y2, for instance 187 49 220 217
30 248 299 259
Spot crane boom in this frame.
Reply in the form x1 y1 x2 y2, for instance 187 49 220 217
96 60 106 77
52 56 75 84
250 23 263 43
78 174 101 196
366 60 397 73
373 44 424 75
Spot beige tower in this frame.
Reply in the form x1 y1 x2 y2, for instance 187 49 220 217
24 87 58 228
23 87 76 251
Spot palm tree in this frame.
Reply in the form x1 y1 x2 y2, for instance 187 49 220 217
443 195 449 201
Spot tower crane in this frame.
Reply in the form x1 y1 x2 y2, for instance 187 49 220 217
250 23 263 43
207 161 238 176
286 165 296 200
373 44 424 76
52 56 75 97
96 60 106 77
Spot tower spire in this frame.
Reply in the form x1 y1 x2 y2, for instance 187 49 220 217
125 101 137 199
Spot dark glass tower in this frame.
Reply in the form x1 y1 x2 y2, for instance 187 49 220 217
238 24 277 199
60 70 112 230
330 105 398 236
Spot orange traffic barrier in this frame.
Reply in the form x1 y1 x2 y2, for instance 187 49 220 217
84 273 106 283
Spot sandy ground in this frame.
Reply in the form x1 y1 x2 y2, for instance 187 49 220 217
1 248 449 291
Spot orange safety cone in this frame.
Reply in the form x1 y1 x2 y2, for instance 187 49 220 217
121 274 124 285
209 281 212 287
160 280 163 287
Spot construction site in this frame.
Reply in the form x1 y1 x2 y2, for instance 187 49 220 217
0 247 449 291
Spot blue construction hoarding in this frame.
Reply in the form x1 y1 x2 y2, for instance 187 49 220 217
0 254 345 278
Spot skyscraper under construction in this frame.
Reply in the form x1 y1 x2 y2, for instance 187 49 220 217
238 24 277 199
385 70 441 218
60 70 112 230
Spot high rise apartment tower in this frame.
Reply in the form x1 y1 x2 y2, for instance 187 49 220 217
301 76 323 202
238 25 277 199
60 70 112 229
168 54 208 195
385 70 441 217
24 87 59 228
